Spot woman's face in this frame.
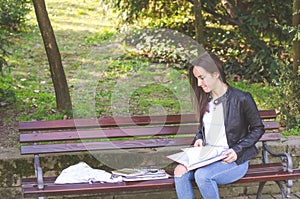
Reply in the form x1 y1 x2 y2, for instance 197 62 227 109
193 66 219 93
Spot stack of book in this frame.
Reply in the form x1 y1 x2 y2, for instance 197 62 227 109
112 168 170 182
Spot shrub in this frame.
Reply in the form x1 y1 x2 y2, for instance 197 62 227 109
124 28 202 69
0 0 31 73
0 0 31 31
275 65 300 129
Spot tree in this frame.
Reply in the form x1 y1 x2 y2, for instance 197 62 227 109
194 0 204 45
104 0 294 81
32 0 72 111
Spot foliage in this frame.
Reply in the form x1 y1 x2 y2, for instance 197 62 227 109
282 126 300 137
102 0 194 35
124 28 201 69
270 7 300 129
204 0 293 82
103 0 294 82
275 64 300 129
0 0 31 31
0 30 9 74
102 0 299 129
102 0 192 23
0 0 31 73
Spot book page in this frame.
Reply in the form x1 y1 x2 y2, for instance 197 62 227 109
112 168 145 177
167 146 227 170
182 146 219 165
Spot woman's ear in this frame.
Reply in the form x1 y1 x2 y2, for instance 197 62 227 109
212 72 220 79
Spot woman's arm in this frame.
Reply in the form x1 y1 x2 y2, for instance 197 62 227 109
231 92 265 155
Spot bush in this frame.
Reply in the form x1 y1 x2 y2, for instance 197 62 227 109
124 28 202 69
0 28 9 74
0 0 31 31
0 0 31 73
275 65 300 129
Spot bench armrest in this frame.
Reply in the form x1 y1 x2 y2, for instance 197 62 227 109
262 141 293 173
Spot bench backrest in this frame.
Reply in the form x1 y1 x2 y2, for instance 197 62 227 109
19 110 280 156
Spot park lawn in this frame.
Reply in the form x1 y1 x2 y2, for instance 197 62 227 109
0 0 288 148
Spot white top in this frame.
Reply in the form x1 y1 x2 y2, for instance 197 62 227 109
203 101 229 153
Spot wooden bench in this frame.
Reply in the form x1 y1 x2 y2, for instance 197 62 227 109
19 110 300 199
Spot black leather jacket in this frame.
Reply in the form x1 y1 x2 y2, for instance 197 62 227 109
195 86 265 165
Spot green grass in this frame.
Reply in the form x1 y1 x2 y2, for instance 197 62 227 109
282 126 300 137
1 0 298 149
229 79 277 110
1 0 280 122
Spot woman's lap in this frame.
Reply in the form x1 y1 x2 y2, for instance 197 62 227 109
194 160 249 184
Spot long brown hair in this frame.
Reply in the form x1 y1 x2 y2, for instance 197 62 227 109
188 51 228 121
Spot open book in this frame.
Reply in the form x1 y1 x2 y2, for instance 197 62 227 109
167 146 227 171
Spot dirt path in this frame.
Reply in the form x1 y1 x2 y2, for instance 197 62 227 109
0 105 19 148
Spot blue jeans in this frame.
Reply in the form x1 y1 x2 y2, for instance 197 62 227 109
174 161 249 199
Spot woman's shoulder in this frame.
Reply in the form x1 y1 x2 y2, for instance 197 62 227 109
228 86 251 98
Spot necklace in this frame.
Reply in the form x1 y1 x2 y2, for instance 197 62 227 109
212 103 217 111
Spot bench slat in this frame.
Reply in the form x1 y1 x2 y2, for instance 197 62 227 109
258 110 277 119
22 178 175 197
19 130 279 146
20 132 281 155
236 167 300 183
259 132 281 142
19 111 277 132
19 121 278 144
263 121 279 130
20 125 198 143
20 137 193 155
19 114 197 131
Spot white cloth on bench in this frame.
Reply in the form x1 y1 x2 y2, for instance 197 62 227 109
54 162 122 184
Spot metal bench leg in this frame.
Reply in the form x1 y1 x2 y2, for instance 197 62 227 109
275 179 293 199
256 182 266 199
275 181 288 199
286 179 293 197
34 154 44 190
34 155 45 199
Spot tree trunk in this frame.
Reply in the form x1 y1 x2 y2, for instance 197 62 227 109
32 0 72 111
293 0 300 73
194 0 204 45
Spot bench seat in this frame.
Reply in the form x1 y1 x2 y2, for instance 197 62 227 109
20 163 300 198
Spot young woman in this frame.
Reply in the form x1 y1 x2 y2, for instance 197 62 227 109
174 52 265 199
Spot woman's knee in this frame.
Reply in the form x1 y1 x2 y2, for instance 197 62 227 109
194 168 210 184
174 164 188 177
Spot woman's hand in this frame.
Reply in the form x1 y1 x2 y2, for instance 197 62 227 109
193 139 203 147
222 149 237 163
